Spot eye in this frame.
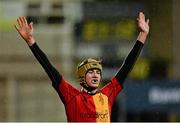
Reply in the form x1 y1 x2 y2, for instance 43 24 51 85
96 70 101 74
88 70 93 73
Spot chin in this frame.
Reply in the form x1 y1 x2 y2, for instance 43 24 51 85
90 84 99 88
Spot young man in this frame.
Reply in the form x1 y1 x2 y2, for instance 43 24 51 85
15 12 149 122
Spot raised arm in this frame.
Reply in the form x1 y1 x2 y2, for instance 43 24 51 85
15 16 62 91
115 12 150 85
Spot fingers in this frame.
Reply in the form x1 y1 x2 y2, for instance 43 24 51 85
138 12 150 25
17 17 23 28
16 16 28 27
22 16 28 25
29 22 33 30
14 24 19 32
139 12 145 21
146 19 149 25
137 12 144 22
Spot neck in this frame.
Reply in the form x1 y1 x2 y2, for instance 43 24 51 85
81 87 98 95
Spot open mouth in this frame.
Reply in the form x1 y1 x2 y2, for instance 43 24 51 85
92 79 98 83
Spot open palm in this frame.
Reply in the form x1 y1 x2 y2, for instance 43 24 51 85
15 16 35 45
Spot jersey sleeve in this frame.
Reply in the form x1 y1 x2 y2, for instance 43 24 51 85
58 78 80 105
29 43 62 91
115 40 144 86
29 43 80 105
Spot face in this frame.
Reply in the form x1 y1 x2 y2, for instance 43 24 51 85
85 69 101 88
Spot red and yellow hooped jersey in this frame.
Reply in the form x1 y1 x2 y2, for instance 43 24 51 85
29 41 143 122
57 77 122 122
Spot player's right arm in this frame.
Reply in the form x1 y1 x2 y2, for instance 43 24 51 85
14 16 61 91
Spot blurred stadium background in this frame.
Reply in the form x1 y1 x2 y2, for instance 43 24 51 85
0 0 180 122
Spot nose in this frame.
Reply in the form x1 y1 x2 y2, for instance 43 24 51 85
92 71 99 77
93 72 97 76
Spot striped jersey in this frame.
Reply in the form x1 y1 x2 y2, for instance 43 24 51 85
29 40 144 122
58 77 122 122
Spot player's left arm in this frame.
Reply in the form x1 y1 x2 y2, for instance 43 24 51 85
115 12 149 85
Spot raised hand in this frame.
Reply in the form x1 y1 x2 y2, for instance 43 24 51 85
137 12 149 35
137 12 150 43
15 16 35 46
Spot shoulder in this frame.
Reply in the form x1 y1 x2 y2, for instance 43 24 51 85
101 77 122 94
